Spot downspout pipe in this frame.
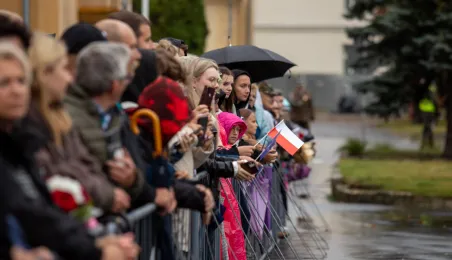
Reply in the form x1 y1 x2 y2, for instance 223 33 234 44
22 0 30 26
141 0 150 20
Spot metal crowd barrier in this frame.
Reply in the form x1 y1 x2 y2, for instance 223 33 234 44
125 162 328 260
126 203 158 260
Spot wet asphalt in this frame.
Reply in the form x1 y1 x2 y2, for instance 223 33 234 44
280 118 452 260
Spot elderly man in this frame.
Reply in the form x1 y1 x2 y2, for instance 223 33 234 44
65 42 144 208
95 19 141 78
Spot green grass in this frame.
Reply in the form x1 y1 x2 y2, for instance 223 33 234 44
377 118 446 140
365 143 442 159
339 158 452 197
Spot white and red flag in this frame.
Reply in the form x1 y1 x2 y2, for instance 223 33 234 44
267 120 304 155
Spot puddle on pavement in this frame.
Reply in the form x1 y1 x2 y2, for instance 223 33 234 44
365 208 452 230
334 206 452 260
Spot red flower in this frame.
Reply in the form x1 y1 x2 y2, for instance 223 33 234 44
51 190 78 212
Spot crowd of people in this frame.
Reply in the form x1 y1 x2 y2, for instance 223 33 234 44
0 8 315 260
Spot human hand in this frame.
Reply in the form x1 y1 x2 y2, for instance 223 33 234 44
236 161 255 181
198 185 214 225
167 188 177 214
257 143 264 151
112 188 131 212
187 122 203 135
202 128 214 151
239 156 263 168
107 149 137 188
10 246 54 260
177 134 197 153
196 184 215 213
116 233 140 260
191 105 209 124
154 188 174 215
96 233 140 260
238 145 254 157
202 212 212 225
175 170 190 180
101 244 126 260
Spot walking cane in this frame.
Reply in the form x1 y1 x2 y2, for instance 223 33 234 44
129 108 163 158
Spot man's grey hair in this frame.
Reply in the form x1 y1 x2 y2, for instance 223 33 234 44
75 42 130 97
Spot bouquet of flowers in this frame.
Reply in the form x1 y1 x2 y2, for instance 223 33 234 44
46 175 101 232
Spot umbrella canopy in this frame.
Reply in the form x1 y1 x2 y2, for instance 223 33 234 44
201 45 296 83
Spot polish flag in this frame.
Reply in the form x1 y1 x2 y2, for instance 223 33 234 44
268 120 304 155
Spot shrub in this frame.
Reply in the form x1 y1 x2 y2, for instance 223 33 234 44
133 0 208 55
338 138 367 157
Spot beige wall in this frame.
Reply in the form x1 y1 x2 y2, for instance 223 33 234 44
252 0 365 75
0 0 133 36
204 0 251 51
0 0 79 36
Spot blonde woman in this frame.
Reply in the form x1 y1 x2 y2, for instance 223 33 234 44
28 33 130 213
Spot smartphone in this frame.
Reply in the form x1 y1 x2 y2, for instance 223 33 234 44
197 86 215 146
199 86 216 110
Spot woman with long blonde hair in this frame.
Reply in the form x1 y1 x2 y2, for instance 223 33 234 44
28 33 128 214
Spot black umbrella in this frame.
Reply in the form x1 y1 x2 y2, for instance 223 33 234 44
201 45 296 83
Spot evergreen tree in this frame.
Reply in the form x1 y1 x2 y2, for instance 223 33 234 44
347 0 452 158
133 0 208 55
345 0 437 121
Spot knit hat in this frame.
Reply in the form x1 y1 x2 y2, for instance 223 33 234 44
61 23 107 54
137 76 191 145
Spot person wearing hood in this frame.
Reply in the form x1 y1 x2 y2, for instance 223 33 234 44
230 69 251 116
248 83 273 140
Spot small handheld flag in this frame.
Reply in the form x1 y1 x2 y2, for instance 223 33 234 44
268 120 304 155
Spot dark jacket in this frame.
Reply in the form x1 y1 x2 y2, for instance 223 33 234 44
65 84 145 201
0 124 102 260
120 120 160 209
28 105 115 211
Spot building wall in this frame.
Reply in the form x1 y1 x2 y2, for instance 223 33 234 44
252 0 362 75
204 0 251 51
0 0 77 35
0 0 131 36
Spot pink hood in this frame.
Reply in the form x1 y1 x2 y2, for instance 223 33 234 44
218 112 247 146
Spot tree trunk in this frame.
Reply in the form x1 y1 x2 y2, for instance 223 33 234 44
440 71 452 159
443 101 452 159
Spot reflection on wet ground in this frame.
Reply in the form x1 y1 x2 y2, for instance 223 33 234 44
282 119 452 260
